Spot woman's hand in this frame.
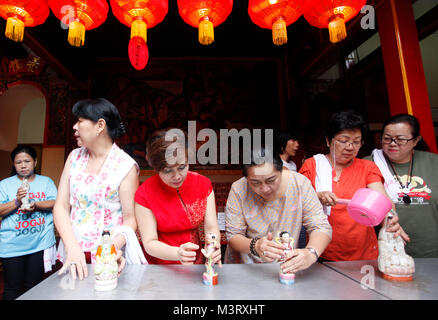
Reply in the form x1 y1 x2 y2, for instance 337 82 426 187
255 232 286 262
202 241 222 267
211 241 222 268
58 242 88 280
115 248 126 277
20 202 36 212
317 191 338 207
15 187 27 203
113 236 127 277
386 215 410 243
280 248 317 274
177 242 199 265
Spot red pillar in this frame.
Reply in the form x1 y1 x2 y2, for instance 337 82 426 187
376 0 437 153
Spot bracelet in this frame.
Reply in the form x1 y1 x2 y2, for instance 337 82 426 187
249 237 260 257
14 198 21 207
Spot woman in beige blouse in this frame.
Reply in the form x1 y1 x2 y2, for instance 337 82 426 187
225 148 332 274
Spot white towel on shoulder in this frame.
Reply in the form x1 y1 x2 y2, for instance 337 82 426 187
43 245 57 273
372 149 400 202
313 154 333 216
112 226 148 265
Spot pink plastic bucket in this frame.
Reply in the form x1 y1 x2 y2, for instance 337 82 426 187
337 188 392 227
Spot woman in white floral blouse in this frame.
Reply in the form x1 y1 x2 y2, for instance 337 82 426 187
54 98 139 280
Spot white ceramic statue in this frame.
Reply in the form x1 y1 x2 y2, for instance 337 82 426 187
275 231 295 285
20 178 32 210
94 230 119 291
201 233 218 286
377 210 415 281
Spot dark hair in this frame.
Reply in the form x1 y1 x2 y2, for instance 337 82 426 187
325 110 367 141
381 113 428 151
242 147 283 177
274 130 299 156
11 145 37 161
72 98 126 140
382 114 420 138
146 129 189 172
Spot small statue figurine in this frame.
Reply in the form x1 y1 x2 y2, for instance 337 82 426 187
94 230 119 291
377 210 415 281
20 178 32 210
275 231 295 285
201 233 218 286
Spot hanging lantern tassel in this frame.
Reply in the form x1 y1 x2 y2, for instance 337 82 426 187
272 17 287 46
198 17 214 45
328 15 347 43
68 20 86 47
131 19 147 42
5 17 25 42
128 36 149 70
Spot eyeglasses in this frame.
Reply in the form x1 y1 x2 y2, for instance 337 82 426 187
381 137 416 145
334 139 363 149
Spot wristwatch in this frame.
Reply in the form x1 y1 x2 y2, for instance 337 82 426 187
306 247 319 261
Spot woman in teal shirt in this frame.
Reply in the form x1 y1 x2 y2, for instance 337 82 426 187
0 145 57 300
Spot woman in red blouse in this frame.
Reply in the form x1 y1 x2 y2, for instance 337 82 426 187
299 111 408 261
135 129 221 265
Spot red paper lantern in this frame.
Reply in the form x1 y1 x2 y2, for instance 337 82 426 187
178 0 233 45
0 0 49 42
248 0 303 46
110 0 168 43
303 0 367 43
111 0 167 70
48 0 109 47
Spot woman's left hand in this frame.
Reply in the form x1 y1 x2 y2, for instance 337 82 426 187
211 243 222 268
115 247 126 277
385 214 410 243
280 248 317 274
112 234 127 277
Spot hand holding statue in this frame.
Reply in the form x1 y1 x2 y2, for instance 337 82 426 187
18 178 32 210
201 233 220 286
255 232 286 262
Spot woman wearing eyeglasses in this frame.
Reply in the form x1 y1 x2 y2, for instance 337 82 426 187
365 114 438 257
299 111 407 261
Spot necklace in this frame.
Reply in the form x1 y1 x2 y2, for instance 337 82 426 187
325 154 353 182
385 152 414 204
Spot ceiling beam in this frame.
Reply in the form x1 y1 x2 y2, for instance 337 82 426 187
23 31 83 89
